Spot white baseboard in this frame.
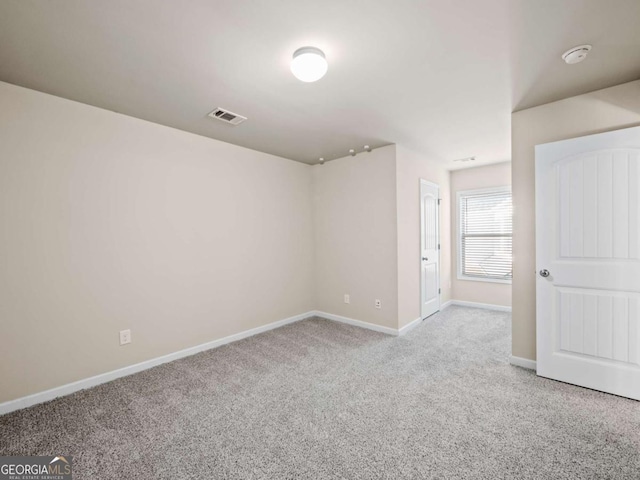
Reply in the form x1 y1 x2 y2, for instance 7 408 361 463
448 300 512 312
1 304 517 416
0 311 315 416
313 311 399 336
510 355 537 370
398 317 422 336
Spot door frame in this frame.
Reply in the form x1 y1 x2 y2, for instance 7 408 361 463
420 179 441 319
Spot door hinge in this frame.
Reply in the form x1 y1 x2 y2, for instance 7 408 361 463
438 288 441 294
438 243 440 250
437 198 441 205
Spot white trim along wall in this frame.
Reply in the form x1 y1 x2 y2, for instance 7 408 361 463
0 308 434 415
0 300 514 415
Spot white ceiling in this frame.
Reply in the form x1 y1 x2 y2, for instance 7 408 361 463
1 0 639 168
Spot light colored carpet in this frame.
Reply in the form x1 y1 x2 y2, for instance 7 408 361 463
1 306 639 479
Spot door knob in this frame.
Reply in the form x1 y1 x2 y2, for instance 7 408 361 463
539 269 550 278
422 257 428 261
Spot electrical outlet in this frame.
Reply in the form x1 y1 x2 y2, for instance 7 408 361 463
344 294 350 304
119 329 131 346
375 299 381 309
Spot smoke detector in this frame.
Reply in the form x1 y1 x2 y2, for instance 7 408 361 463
561 45 592 65
208 108 247 126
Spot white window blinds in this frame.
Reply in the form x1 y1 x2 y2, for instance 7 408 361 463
458 188 512 282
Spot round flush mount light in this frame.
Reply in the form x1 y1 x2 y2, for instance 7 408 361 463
291 46 328 82
562 45 592 64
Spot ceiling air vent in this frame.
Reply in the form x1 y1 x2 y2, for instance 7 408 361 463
208 108 247 126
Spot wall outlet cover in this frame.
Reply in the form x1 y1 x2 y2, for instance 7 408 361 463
119 329 132 346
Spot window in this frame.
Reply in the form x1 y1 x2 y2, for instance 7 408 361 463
457 187 512 283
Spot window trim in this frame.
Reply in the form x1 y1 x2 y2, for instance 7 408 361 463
456 186 512 285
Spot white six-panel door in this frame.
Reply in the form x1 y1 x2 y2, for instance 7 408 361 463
421 180 440 319
535 126 640 400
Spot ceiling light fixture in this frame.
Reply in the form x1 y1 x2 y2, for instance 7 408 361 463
291 47 328 82
561 45 592 64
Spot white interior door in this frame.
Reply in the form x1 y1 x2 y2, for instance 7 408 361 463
535 126 640 400
421 180 440 319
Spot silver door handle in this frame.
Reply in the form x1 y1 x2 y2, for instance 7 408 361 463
539 269 550 278
422 257 428 261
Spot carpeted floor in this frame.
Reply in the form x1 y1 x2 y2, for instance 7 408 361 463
1 306 639 479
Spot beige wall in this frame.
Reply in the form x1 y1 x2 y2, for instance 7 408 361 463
1 78 529 404
312 146 399 328
450 162 512 308
0 82 314 403
512 79 640 361
313 144 452 330
396 145 451 327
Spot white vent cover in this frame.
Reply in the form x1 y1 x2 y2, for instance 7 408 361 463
208 108 247 126
453 156 476 163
